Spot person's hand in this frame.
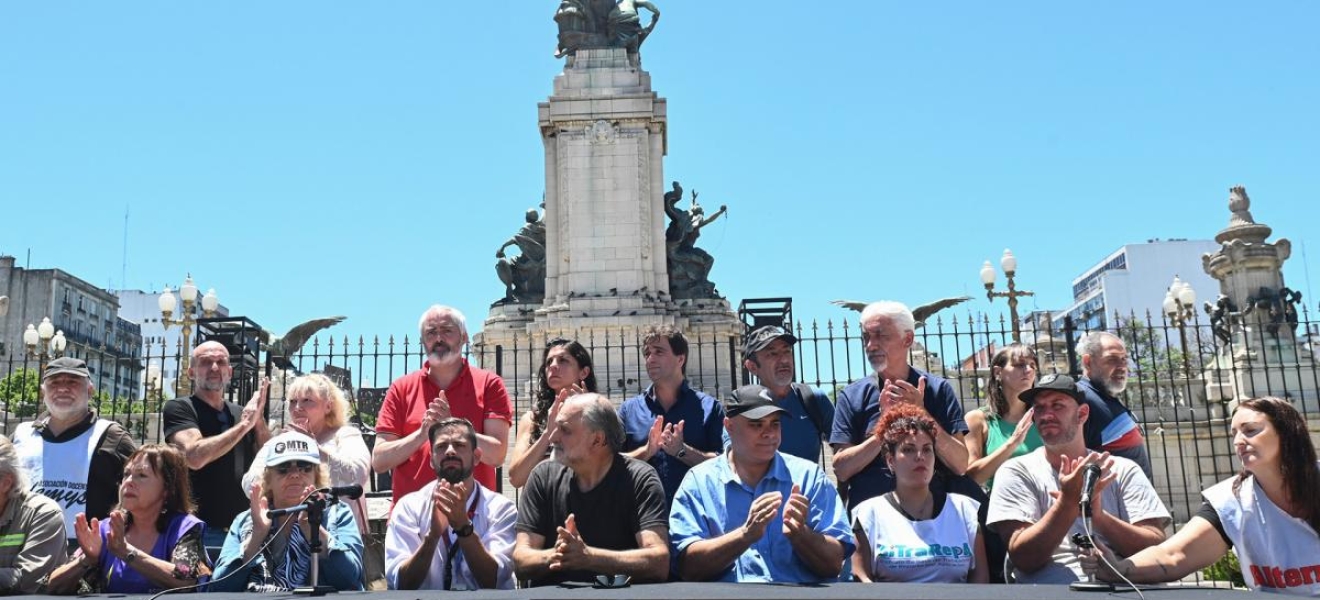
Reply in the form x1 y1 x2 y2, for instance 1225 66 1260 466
421 392 451 433
660 420 686 456
286 418 312 437
73 513 103 563
240 378 271 431
1079 539 1124 582
549 514 592 571
106 510 131 560
435 480 471 531
644 416 663 457
248 481 272 537
741 491 782 543
781 484 810 539
1008 408 1035 447
880 376 927 411
1053 452 1113 507
427 484 451 540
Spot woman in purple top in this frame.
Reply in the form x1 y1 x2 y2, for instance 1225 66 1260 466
46 444 209 594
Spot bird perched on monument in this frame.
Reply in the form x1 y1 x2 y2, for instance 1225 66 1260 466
830 296 972 328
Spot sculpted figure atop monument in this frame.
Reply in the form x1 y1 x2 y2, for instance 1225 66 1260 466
664 181 727 300
554 0 660 59
495 207 547 303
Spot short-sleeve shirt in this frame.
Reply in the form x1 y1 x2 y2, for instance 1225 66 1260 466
853 492 980 583
985 449 1170 584
829 367 969 510
618 381 725 504
375 361 513 501
163 395 259 531
515 455 668 587
669 452 853 583
1076 378 1151 479
1201 470 1320 595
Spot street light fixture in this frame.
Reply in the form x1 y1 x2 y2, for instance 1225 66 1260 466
23 316 67 362
1163 275 1198 378
159 274 219 396
980 249 1036 343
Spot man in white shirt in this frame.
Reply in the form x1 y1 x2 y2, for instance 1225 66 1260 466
385 418 517 590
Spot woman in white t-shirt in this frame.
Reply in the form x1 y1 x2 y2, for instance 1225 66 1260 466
852 404 989 583
1083 397 1320 596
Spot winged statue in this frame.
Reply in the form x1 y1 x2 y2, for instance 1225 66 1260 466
830 296 972 328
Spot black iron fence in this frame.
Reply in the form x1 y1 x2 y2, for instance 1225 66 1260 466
3 308 1318 533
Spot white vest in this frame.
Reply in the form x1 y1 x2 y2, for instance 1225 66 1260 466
13 419 113 539
853 493 980 583
1203 474 1320 596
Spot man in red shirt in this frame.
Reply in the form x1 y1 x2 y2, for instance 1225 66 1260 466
372 305 513 503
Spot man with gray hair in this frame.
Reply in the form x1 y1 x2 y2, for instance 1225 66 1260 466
0 434 67 593
513 394 669 587
13 357 136 541
1075 332 1152 479
830 301 971 512
373 305 513 504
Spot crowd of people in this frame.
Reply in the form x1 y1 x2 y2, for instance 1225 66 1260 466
0 301 1315 595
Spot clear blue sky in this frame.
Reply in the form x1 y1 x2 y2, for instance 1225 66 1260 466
2 2 1318 343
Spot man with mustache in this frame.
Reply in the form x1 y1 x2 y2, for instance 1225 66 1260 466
163 342 271 549
13 357 137 542
373 306 512 504
830 301 970 513
987 374 1167 583
1075 332 1153 479
736 326 833 464
385 418 517 590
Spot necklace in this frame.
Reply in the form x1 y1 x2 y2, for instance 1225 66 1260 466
887 491 933 521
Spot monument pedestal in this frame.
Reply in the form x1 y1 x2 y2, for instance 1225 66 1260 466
476 47 742 406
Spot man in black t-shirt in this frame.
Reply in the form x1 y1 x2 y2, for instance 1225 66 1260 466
513 393 669 587
162 341 271 548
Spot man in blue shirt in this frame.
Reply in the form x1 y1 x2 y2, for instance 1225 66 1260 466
829 301 971 512
731 325 833 464
670 384 852 583
618 325 724 505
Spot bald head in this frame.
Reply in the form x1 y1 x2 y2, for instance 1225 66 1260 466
562 393 625 453
190 341 233 394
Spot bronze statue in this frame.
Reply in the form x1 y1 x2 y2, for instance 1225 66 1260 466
496 208 548 303
555 0 660 59
663 181 727 299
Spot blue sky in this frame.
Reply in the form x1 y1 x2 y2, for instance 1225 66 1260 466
2 2 1317 343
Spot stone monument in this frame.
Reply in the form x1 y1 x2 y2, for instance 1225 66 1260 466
1201 185 1316 411
474 8 742 402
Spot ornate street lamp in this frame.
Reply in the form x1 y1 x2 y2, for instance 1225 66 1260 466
1163 276 1198 378
23 316 68 366
159 275 219 396
980 249 1035 343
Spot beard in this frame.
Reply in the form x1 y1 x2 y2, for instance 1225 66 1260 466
437 460 472 484
1095 374 1127 396
46 398 88 422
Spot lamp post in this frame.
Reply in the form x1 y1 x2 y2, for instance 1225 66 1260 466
1163 275 1198 379
159 275 219 396
23 317 68 364
980 249 1036 343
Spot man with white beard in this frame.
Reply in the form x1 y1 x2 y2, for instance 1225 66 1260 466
373 305 512 504
13 357 136 541
1075 332 1152 479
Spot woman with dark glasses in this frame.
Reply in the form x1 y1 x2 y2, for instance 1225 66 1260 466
211 431 363 592
506 338 597 488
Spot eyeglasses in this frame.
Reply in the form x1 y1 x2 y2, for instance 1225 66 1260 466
273 461 316 476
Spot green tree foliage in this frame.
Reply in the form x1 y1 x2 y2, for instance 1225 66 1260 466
0 368 43 418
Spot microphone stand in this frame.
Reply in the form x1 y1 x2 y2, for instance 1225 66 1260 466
269 494 339 596
1069 498 1114 592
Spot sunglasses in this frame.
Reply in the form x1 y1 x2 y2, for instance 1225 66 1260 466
273 461 316 476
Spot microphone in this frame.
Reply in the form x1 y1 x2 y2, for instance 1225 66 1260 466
1078 464 1102 516
266 503 311 519
323 484 363 500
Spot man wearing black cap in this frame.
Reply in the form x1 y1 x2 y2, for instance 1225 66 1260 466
12 357 137 541
738 326 833 464
669 384 853 583
986 374 1168 584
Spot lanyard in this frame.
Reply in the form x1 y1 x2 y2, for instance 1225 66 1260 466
442 490 481 591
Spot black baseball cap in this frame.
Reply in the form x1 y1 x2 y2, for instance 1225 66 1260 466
742 325 797 361
1018 373 1085 405
724 384 788 419
42 357 91 381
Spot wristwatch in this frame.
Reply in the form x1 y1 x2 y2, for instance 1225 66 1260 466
454 522 475 538
676 445 688 459
124 548 140 564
